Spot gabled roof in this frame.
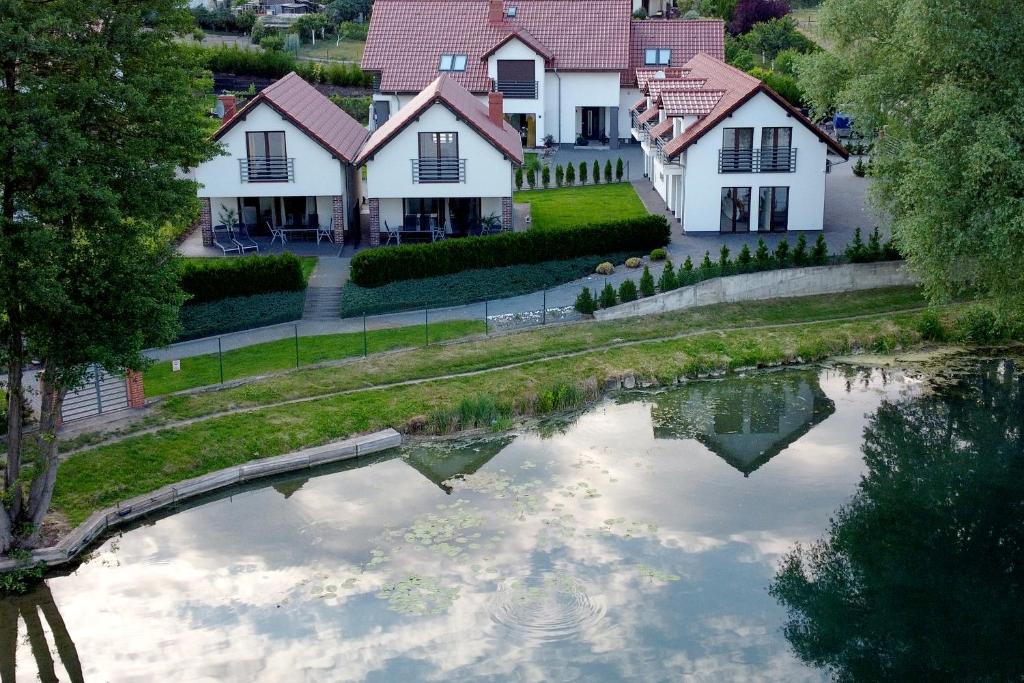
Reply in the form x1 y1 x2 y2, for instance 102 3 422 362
649 117 674 139
660 89 724 116
363 0 632 93
624 19 725 86
213 72 368 164
661 54 848 160
637 106 659 124
481 27 554 61
355 75 524 165
636 67 690 91
647 78 707 100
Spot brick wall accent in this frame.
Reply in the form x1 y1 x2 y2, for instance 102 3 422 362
331 195 346 243
126 370 145 409
198 197 213 247
501 196 513 231
367 198 381 247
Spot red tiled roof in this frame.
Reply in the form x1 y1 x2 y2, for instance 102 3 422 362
481 27 554 61
649 117 673 139
660 89 724 116
356 75 524 165
624 19 725 86
647 78 707 100
637 106 659 124
631 96 648 112
214 72 368 164
636 67 690 90
363 0 632 93
661 54 847 160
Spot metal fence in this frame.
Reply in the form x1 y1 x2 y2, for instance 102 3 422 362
61 365 129 423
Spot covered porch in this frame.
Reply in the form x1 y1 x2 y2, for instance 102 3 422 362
373 196 512 245
201 195 351 255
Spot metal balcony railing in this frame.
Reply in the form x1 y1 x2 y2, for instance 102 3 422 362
240 156 295 182
495 80 538 99
411 157 466 183
718 147 798 173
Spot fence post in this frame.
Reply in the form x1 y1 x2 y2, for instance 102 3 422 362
294 324 299 369
484 300 489 336
218 338 224 385
363 313 368 357
93 365 103 414
542 289 547 325
424 308 429 346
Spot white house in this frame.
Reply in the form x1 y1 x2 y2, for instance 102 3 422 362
630 54 848 233
191 72 368 248
361 0 724 148
356 75 524 247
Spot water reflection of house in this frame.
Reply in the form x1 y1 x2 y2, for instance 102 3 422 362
404 437 513 493
649 373 835 476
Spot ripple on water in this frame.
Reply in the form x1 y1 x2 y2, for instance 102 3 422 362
489 573 606 643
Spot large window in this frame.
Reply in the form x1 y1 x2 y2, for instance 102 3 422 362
244 131 288 181
644 48 671 65
416 132 461 183
760 127 793 172
720 187 752 233
438 54 467 71
720 127 754 172
403 198 441 231
758 186 789 232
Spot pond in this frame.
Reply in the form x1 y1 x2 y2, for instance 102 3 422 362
2 355 1021 681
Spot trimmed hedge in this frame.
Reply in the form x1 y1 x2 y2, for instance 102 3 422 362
350 216 670 287
178 291 305 341
179 254 304 305
195 45 372 88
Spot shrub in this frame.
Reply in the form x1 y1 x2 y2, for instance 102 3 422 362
792 233 808 266
680 255 694 285
604 159 613 183
730 0 790 35
599 282 617 308
526 166 536 188
338 21 369 40
515 167 523 190
555 164 564 187
853 158 867 177
754 239 771 269
882 238 901 261
592 160 600 185
541 165 550 188
595 261 615 275
916 310 947 342
574 287 597 314
700 250 715 273
179 291 305 340
845 228 867 263
566 162 576 185
350 216 671 286
618 278 639 302
956 305 1002 342
639 266 656 296
865 227 883 261
328 95 372 125
615 158 624 182
774 239 790 267
195 45 372 87
719 245 731 274
650 247 667 261
737 244 753 271
811 234 828 265
178 254 304 304
658 261 678 291
579 161 588 184
625 256 643 268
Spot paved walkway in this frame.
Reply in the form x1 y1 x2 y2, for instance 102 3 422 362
302 256 349 320
549 144 645 181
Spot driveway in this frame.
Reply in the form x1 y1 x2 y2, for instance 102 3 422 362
548 144 646 181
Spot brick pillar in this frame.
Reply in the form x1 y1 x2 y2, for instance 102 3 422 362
198 197 213 246
367 198 381 247
331 195 346 243
126 370 145 409
501 196 513 231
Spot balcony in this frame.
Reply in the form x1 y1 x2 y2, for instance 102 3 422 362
718 147 798 173
411 157 466 184
495 80 538 99
239 156 295 183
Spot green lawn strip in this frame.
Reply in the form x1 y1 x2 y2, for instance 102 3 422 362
145 320 484 396
299 256 318 282
53 312 924 526
160 286 927 421
514 183 648 230
339 251 637 316
297 39 365 62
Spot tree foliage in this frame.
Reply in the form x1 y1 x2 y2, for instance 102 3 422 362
730 0 791 35
0 0 215 551
794 0 1024 308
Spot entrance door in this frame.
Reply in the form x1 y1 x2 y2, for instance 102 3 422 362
581 107 603 140
449 198 481 234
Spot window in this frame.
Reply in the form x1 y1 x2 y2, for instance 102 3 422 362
439 54 467 71
644 48 671 65
760 127 794 171
416 132 460 183
720 187 751 233
246 131 286 159
418 132 458 159
403 197 441 231
761 127 792 149
244 131 288 181
758 187 789 232
720 127 754 172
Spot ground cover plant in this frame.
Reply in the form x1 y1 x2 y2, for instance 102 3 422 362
513 184 648 230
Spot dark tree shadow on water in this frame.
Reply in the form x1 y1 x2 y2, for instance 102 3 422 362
770 358 1024 682
0 582 84 683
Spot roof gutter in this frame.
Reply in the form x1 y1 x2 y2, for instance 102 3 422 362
552 68 561 142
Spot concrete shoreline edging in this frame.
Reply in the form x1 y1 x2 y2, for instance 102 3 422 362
1 428 403 573
594 261 916 321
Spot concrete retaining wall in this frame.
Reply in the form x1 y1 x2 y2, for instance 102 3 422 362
1 429 402 573
593 261 916 321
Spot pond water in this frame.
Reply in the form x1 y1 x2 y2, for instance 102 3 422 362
2 356 1022 682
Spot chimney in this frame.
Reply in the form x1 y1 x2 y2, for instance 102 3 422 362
488 0 504 25
488 91 504 127
218 94 237 120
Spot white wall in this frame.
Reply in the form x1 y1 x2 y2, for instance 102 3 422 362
681 92 830 232
195 103 346 198
618 88 641 142
363 102 514 199
487 39 546 141
544 71 621 144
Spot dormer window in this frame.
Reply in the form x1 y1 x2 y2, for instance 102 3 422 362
439 54 468 72
506 6 517 16
644 48 671 66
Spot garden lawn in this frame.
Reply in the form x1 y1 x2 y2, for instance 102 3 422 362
145 319 484 396
297 40 365 63
515 183 648 230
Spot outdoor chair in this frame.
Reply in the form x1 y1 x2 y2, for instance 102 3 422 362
233 224 259 253
316 217 334 245
267 219 287 245
382 221 401 246
212 226 241 255
430 217 446 242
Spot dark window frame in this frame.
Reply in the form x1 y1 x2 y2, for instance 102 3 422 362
644 48 671 65
245 131 287 159
438 54 468 72
418 131 459 159
758 186 790 232
720 187 752 234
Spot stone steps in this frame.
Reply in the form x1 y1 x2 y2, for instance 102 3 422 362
303 287 342 320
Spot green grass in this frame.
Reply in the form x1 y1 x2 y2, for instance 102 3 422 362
146 320 484 396
339 251 636 316
296 39 365 63
299 256 318 282
515 183 648 230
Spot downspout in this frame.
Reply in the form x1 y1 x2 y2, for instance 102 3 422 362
552 68 561 144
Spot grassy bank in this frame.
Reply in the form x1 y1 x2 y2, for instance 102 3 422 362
514 184 647 230
49 287 946 525
145 320 483 396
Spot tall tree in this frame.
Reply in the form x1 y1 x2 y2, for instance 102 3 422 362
794 0 1024 309
0 0 215 551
